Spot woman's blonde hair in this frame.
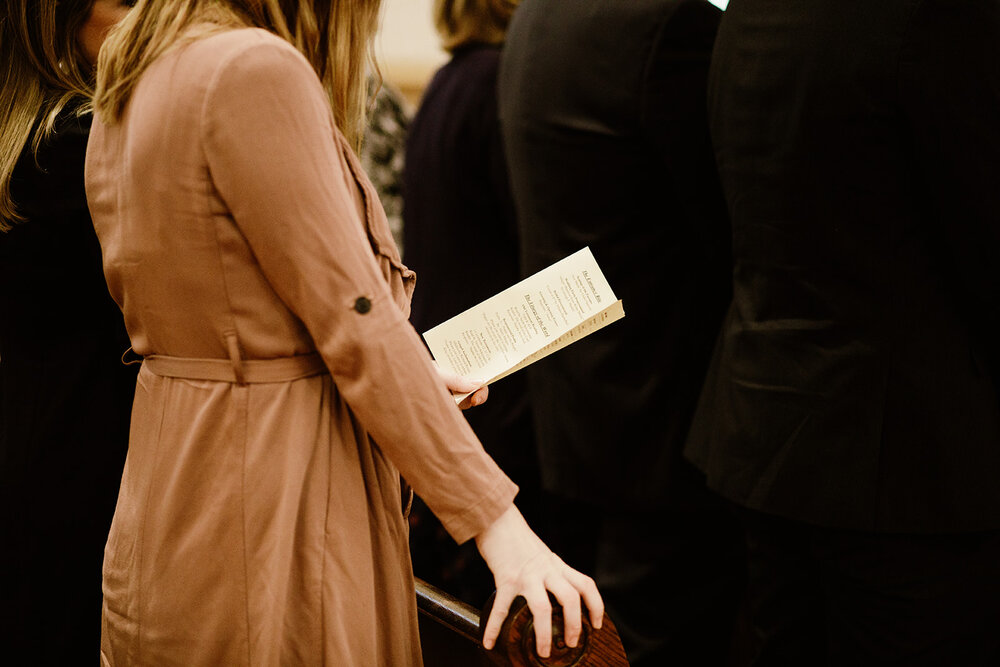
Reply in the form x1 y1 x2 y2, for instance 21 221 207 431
0 0 98 231
433 0 518 53
95 0 382 149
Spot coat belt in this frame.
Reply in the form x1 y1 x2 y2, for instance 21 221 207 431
143 352 327 384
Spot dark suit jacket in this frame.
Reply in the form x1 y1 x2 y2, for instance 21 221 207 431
500 0 730 509
686 0 1000 532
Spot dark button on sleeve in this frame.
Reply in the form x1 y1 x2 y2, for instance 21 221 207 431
354 296 372 314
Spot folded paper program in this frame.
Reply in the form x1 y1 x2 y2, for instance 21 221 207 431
422 247 625 403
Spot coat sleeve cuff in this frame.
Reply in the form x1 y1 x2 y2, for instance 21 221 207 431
439 475 519 545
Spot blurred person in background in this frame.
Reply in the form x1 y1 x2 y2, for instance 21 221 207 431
361 79 410 253
0 0 137 661
403 0 541 606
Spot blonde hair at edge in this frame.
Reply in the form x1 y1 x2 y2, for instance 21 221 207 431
433 0 518 52
94 0 382 149
0 0 98 231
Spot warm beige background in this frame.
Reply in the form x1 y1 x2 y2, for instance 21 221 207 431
376 0 447 108
375 0 731 108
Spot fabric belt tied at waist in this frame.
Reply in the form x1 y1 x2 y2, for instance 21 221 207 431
143 352 327 384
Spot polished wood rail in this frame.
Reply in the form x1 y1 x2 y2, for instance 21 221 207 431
415 578 630 667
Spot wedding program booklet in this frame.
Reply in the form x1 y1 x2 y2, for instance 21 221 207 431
422 247 625 401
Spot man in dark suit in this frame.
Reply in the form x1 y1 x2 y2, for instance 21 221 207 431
499 1 745 664
686 0 1000 662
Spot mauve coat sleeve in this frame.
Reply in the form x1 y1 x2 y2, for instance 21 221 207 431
199 35 517 544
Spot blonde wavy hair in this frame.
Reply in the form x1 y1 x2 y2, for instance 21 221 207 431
433 0 518 53
94 0 382 148
0 0 99 231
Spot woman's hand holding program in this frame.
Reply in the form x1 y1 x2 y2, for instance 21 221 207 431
433 363 488 410
475 506 604 658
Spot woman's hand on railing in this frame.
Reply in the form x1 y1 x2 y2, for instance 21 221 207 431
475 505 604 658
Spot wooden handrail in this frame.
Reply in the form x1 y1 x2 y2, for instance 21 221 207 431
415 578 630 667
415 578 483 644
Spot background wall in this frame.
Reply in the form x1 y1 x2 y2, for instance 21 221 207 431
376 0 730 108
376 0 446 108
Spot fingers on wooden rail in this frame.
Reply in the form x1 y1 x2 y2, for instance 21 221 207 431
415 579 629 667
479 591 630 667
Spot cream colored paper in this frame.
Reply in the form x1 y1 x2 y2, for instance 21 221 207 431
422 247 625 401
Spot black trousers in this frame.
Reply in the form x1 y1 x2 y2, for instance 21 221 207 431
740 509 1000 666
542 487 747 667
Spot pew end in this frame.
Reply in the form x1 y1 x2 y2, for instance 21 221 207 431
415 578 629 666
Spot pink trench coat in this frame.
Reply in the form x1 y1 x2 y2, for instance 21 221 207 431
85 28 517 666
